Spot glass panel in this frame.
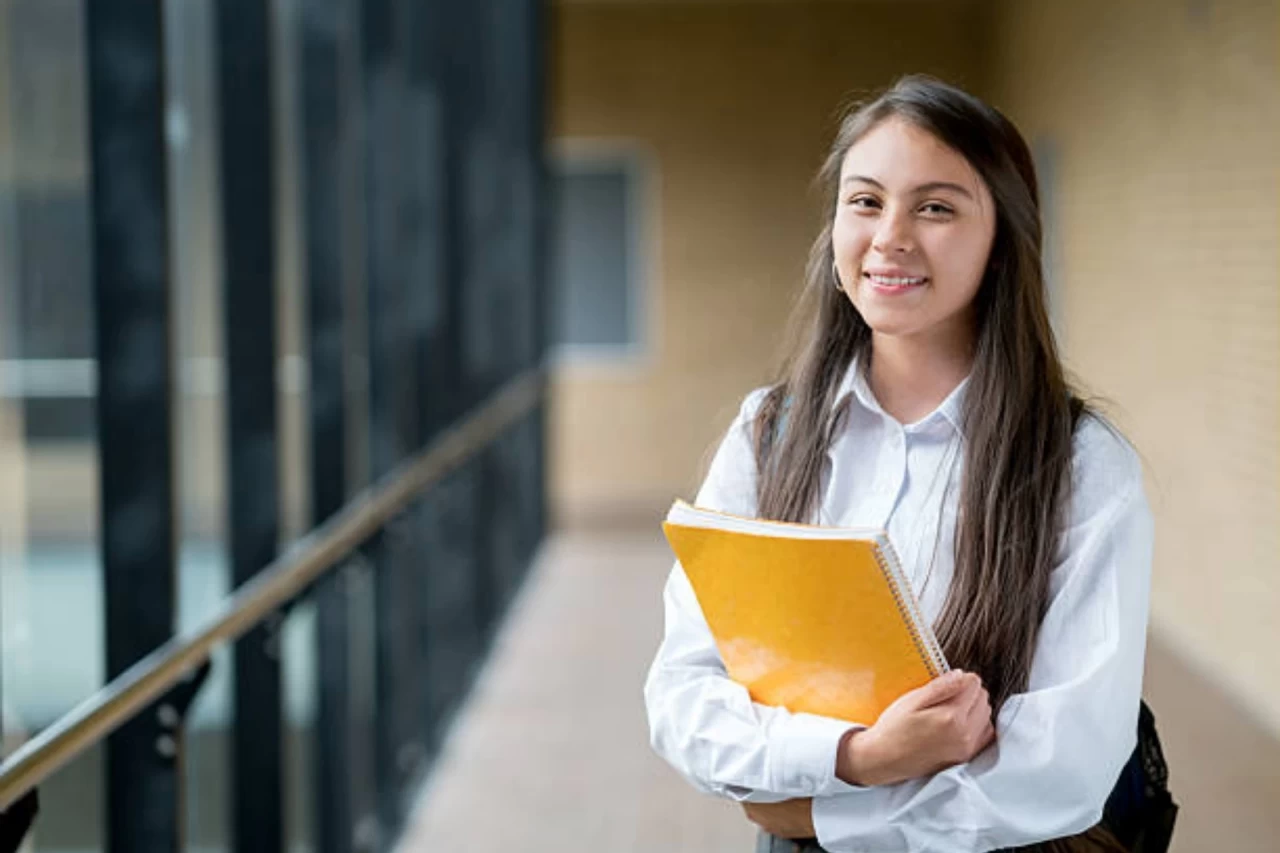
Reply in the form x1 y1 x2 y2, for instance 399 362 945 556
283 595 317 853
274 0 310 544
274 2 315 849
24 745 104 851
0 2 104 851
182 568 232 853
163 0 233 850
347 558 380 853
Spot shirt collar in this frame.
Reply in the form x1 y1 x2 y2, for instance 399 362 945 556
834 355 969 438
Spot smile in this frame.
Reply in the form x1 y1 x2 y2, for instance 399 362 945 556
864 273 928 288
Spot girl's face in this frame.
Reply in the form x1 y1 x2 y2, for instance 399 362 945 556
832 117 997 347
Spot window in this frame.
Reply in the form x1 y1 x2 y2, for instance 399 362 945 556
550 145 652 364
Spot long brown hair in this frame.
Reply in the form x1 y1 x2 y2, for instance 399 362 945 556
752 76 1085 714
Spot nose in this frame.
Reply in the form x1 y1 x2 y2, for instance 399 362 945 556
871 208 916 255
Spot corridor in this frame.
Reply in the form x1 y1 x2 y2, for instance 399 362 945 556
398 526 1280 853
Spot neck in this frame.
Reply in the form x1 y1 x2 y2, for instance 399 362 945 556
868 328 974 425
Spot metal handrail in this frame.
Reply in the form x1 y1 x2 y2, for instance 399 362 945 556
0 369 545 810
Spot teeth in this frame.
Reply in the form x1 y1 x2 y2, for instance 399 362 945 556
868 274 925 286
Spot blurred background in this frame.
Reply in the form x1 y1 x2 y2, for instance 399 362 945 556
0 0 1276 852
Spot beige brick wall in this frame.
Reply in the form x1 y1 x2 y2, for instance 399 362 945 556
550 0 988 520
988 0 1280 736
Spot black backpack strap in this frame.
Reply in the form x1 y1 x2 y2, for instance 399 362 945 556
1101 701 1178 852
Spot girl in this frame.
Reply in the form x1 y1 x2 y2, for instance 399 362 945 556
643 77 1163 852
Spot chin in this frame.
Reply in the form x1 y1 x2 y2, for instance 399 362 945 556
854 308 924 339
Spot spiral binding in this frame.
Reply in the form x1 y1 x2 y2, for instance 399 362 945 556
871 537 949 677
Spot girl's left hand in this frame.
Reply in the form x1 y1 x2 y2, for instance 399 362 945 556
742 798 815 839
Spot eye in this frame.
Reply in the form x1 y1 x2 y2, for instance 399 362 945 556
846 194 882 211
919 201 955 217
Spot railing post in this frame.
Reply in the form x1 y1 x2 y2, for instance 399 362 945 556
359 0 428 840
532 0 552 553
301 0 359 849
213 2 283 851
84 4 181 851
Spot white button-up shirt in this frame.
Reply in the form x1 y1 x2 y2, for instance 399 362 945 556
643 363 1154 852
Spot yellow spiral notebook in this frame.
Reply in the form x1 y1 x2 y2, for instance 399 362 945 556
662 499 948 725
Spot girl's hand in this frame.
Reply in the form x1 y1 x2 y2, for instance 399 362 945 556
742 798 815 839
836 670 995 787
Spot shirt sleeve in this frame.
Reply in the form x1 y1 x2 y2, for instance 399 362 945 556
811 418 1155 852
643 389 863 802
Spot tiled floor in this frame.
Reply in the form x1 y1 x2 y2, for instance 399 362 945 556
395 529 753 852
396 528 1280 852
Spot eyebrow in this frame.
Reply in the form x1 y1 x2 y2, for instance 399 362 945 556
841 174 975 200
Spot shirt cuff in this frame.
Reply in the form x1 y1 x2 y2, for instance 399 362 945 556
812 786 904 851
767 711 866 796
